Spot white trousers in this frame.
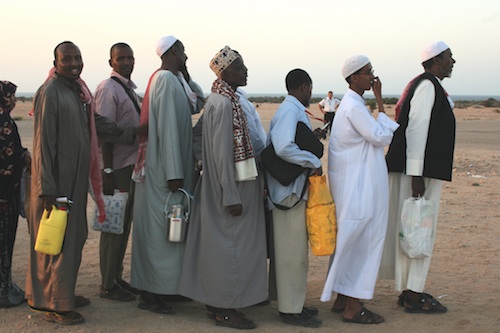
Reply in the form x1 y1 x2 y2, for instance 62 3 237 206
272 195 308 313
379 173 442 292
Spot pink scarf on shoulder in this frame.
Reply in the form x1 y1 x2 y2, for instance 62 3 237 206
395 75 419 121
132 69 160 183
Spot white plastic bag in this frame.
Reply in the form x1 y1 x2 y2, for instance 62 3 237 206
399 197 434 259
92 191 129 234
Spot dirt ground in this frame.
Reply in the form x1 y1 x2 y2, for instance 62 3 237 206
2 102 499 333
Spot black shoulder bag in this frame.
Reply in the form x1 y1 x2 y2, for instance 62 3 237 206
110 76 141 114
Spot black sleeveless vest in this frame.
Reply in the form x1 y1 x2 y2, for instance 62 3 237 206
386 72 455 181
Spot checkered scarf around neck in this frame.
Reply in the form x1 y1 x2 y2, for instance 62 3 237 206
132 69 160 183
211 78 257 181
40 68 106 222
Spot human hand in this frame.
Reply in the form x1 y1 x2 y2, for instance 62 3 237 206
42 196 58 214
167 179 184 192
371 76 382 99
102 174 115 195
135 123 148 136
228 204 242 217
195 159 203 173
411 176 425 197
312 166 323 176
22 150 31 172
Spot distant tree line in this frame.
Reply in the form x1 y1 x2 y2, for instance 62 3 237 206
15 96 500 109
248 96 499 109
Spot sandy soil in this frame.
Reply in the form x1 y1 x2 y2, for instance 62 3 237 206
2 101 499 333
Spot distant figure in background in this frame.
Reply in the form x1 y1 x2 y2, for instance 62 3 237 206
318 91 340 134
266 69 323 328
380 41 456 314
94 42 140 302
180 46 267 330
26 41 137 325
0 80 30 308
131 35 203 315
320 55 399 324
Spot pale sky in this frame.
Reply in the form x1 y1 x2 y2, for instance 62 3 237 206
2 0 500 97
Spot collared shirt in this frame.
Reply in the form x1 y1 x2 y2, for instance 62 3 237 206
95 71 140 169
319 96 340 112
266 95 322 205
406 77 454 176
236 88 267 156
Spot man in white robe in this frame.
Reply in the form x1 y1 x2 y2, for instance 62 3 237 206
320 55 398 324
380 41 455 314
131 36 203 314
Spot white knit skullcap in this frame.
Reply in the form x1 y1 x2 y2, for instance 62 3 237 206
421 41 449 63
156 36 178 58
341 55 370 79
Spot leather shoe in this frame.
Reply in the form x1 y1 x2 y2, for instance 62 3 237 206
159 294 192 303
117 279 140 295
279 310 322 328
100 285 135 302
303 306 319 316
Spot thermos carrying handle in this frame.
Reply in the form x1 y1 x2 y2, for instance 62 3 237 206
164 188 191 222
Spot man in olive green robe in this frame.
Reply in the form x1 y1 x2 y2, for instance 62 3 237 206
26 41 136 325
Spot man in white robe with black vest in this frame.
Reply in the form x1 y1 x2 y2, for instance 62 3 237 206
380 41 456 314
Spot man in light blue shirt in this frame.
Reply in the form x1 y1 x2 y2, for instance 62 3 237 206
266 69 322 328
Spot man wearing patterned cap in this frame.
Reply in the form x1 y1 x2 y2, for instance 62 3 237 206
179 46 267 330
130 35 204 315
380 41 456 314
320 55 398 324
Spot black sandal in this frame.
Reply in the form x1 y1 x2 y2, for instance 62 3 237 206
342 307 385 324
397 291 408 307
75 295 91 307
100 285 136 302
398 290 432 306
208 307 256 330
138 300 175 314
404 293 447 314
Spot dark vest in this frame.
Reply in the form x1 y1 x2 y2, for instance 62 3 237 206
386 72 456 181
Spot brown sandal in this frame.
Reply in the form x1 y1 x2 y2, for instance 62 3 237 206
342 307 384 324
208 308 256 330
45 311 85 325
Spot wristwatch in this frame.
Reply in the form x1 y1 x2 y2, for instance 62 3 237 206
103 168 114 175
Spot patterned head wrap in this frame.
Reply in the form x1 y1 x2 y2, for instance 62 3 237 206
0 81 17 109
209 46 241 77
